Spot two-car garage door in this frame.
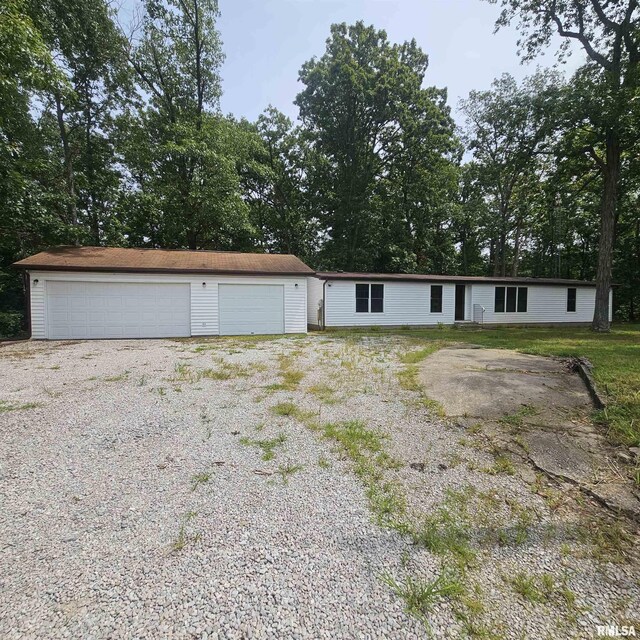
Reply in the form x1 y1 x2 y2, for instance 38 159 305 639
46 281 191 339
45 280 286 339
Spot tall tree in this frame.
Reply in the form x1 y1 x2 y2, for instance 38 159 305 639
242 107 317 260
489 0 640 329
460 72 562 276
295 22 458 272
121 0 255 250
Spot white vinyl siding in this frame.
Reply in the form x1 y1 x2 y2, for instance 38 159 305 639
28 271 307 339
319 278 608 327
219 284 284 335
471 284 606 324
323 280 456 327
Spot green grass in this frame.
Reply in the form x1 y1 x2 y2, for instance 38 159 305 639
276 463 304 484
190 471 212 491
239 433 287 461
381 568 465 623
171 511 201 552
0 400 40 413
331 325 640 448
320 420 405 525
104 370 129 382
307 383 339 404
484 454 515 476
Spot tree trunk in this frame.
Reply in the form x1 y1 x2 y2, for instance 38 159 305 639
591 130 620 332
55 93 78 232
511 218 521 277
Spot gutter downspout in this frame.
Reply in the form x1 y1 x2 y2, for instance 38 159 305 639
322 279 327 331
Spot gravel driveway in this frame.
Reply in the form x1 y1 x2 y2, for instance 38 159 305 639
0 335 638 639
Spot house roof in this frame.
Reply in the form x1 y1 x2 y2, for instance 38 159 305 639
314 272 597 287
13 246 314 276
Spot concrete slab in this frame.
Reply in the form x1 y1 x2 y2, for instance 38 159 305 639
419 345 640 520
419 346 590 419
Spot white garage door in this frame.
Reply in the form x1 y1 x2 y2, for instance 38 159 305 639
219 284 284 335
46 281 190 339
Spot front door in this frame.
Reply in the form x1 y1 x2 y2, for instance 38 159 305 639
455 284 465 321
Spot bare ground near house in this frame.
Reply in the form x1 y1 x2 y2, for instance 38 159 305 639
0 334 638 639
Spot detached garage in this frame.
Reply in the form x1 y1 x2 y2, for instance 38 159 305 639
13 247 312 339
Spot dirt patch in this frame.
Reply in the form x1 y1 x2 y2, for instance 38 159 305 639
419 345 640 520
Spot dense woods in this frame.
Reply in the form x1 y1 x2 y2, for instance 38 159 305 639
1 0 639 336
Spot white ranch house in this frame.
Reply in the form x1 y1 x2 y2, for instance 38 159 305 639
13 247 611 339
307 272 612 329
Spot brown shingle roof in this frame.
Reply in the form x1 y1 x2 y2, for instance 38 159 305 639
13 246 314 276
314 271 597 286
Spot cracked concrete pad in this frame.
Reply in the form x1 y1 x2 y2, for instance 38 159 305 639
419 345 640 520
418 346 590 419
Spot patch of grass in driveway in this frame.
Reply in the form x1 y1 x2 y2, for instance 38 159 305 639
307 383 339 404
239 433 287 461
320 420 405 525
397 343 446 416
276 463 304 484
171 511 201 553
104 370 130 382
201 361 252 380
0 400 41 412
381 568 465 625
265 354 305 392
190 471 212 491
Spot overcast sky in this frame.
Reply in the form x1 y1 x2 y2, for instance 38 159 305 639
215 0 585 126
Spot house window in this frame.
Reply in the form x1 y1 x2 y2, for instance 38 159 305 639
517 287 528 312
371 284 384 313
567 287 577 312
430 285 443 313
495 286 528 313
355 283 384 313
355 284 369 313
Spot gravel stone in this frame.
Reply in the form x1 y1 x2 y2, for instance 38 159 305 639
0 336 638 639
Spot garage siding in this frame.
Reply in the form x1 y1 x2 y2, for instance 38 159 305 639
29 271 307 339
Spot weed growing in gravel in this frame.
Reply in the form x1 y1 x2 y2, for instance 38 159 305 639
171 511 201 553
201 360 253 381
0 400 41 412
105 371 129 382
575 516 633 563
138 375 147 386
484 454 515 476
271 401 299 416
276 463 304 484
397 344 445 415
381 568 464 624
307 383 339 404
509 571 544 603
190 471 212 491
239 433 287 461
318 456 331 469
265 354 305 391
320 420 405 525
